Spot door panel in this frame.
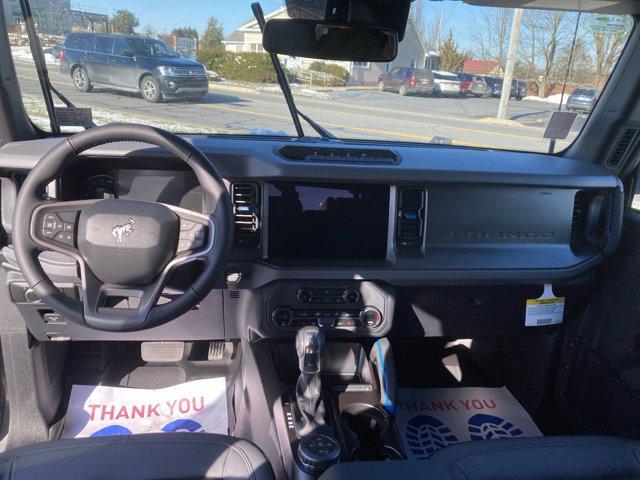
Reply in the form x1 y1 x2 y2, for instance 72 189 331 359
86 36 113 83
109 39 136 87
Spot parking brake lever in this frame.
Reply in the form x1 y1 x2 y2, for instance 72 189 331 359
370 338 397 416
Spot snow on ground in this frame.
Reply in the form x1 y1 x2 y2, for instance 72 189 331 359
11 46 60 66
248 83 332 100
523 93 568 106
22 95 215 134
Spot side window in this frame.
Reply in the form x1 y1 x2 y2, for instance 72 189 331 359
94 36 114 54
395 69 405 78
112 39 130 56
66 34 92 50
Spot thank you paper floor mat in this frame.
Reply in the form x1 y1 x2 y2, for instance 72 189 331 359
61 378 228 438
396 387 541 459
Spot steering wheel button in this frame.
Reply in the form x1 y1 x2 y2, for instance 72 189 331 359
180 220 196 231
42 228 55 238
63 223 74 232
54 232 74 246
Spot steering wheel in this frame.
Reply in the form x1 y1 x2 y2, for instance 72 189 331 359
12 124 233 332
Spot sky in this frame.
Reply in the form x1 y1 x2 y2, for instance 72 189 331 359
69 0 475 44
67 0 620 59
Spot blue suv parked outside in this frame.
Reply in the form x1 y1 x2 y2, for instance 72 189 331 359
60 33 208 103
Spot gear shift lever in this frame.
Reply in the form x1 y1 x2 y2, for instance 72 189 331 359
294 326 327 436
296 325 324 374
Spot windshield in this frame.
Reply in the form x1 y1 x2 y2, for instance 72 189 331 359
8 0 633 152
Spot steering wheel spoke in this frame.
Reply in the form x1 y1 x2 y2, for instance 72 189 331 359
81 266 167 331
166 205 216 260
30 200 100 256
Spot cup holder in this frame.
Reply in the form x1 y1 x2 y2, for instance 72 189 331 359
340 403 402 461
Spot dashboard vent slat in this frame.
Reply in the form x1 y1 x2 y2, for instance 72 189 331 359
396 187 425 249
608 128 639 168
232 183 261 247
279 146 398 164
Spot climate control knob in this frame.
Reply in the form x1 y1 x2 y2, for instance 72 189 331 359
272 307 293 327
343 288 360 304
359 306 382 329
297 288 313 304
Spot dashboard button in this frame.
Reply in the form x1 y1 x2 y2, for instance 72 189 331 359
318 317 335 328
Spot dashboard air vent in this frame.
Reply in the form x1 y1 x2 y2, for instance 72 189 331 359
232 183 260 247
608 128 639 168
396 187 425 248
571 190 609 253
570 191 588 248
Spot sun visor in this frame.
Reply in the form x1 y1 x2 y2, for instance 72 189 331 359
463 0 640 14
284 0 411 40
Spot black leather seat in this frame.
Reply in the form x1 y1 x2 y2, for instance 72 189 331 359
429 435 640 479
0 433 275 480
320 436 640 480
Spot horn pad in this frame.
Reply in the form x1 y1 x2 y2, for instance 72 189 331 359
77 199 179 286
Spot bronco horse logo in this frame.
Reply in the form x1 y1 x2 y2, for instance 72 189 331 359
112 218 135 244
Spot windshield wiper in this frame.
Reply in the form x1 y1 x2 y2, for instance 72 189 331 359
18 0 91 133
251 3 337 141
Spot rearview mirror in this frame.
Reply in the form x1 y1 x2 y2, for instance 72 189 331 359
262 19 398 62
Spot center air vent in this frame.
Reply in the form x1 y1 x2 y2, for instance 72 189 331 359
232 183 260 247
396 187 425 248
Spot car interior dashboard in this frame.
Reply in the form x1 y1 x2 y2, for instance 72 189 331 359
0 135 624 341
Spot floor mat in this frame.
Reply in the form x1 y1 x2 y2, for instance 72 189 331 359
60 377 227 438
396 387 542 459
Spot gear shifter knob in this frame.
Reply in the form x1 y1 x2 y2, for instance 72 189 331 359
296 326 325 375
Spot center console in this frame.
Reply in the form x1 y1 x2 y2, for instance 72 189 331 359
274 339 405 479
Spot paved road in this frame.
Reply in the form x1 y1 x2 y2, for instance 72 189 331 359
13 60 588 152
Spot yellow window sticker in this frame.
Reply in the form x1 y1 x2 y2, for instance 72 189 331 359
525 284 565 327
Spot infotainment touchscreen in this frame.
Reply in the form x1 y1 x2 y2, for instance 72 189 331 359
268 182 390 260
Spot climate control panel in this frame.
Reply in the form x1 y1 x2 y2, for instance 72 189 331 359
266 282 392 336
271 306 382 330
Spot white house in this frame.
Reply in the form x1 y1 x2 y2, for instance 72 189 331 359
222 7 438 85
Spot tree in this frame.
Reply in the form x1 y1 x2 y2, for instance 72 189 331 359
410 0 427 41
201 17 224 49
471 8 513 67
140 24 157 38
518 10 573 97
439 30 469 72
172 27 199 39
109 9 138 35
591 24 627 89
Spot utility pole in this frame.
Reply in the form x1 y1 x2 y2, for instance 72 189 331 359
497 8 523 121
